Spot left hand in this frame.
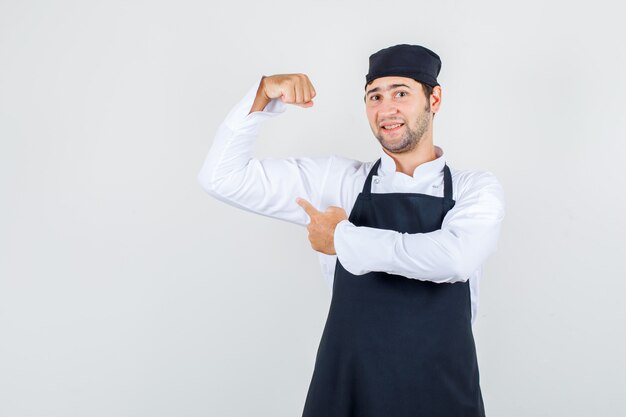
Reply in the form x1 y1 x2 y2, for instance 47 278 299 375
296 197 348 255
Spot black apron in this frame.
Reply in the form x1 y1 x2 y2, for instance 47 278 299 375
301 158 486 417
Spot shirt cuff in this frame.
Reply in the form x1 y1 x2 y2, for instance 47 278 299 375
223 77 287 132
334 219 370 276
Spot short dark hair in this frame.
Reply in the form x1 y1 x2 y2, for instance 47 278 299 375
421 82 434 99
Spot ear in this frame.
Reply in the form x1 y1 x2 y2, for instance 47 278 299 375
430 85 442 114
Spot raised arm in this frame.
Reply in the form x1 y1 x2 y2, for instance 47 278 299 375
197 74 331 226
332 170 505 283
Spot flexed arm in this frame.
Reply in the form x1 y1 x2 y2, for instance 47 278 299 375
197 74 331 226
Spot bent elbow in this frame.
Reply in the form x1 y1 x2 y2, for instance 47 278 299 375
451 263 471 283
197 170 222 197
446 247 472 284
441 232 475 283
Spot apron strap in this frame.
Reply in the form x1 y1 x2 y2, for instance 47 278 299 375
443 163 455 211
361 158 382 199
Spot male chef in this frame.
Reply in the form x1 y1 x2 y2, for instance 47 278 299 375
197 43 505 417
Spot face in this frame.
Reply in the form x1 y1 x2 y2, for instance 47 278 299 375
364 76 434 154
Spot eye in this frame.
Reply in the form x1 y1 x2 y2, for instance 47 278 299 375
369 95 379 101
396 91 408 97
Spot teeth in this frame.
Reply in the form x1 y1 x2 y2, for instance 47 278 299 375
383 123 402 129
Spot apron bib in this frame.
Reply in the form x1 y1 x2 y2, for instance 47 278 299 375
301 158 486 417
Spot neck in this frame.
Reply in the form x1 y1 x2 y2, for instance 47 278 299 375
383 135 437 176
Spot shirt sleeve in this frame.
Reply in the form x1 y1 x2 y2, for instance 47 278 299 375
197 76 332 226
332 171 505 283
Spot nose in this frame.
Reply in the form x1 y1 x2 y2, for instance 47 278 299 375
379 101 399 118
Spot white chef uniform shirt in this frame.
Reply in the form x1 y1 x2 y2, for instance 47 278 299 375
197 77 506 325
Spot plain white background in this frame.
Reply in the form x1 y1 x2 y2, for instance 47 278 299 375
1 0 625 416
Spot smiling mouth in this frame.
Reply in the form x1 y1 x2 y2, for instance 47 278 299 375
381 123 404 132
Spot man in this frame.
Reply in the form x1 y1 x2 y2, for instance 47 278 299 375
198 44 505 417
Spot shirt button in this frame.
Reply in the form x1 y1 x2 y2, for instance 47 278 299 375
374 178 380 184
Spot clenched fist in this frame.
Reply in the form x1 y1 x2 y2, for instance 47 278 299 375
249 73 317 114
296 197 348 255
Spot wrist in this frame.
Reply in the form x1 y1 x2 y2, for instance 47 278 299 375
249 77 272 114
333 219 349 253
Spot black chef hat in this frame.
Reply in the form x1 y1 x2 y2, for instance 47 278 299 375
365 44 442 90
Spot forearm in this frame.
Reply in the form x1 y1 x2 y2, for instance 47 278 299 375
333 172 506 283
198 77 283 186
334 220 502 283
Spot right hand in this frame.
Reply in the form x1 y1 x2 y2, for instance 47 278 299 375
259 73 317 108
250 74 315 113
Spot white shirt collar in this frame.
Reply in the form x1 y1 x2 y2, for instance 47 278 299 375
378 145 446 179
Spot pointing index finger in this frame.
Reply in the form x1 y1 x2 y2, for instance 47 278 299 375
296 197 319 217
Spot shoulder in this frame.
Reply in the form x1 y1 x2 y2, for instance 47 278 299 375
449 166 505 216
449 166 503 192
327 154 376 178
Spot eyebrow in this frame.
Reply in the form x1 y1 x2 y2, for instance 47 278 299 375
366 83 413 96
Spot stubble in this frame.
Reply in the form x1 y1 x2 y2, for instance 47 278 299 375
375 101 432 154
